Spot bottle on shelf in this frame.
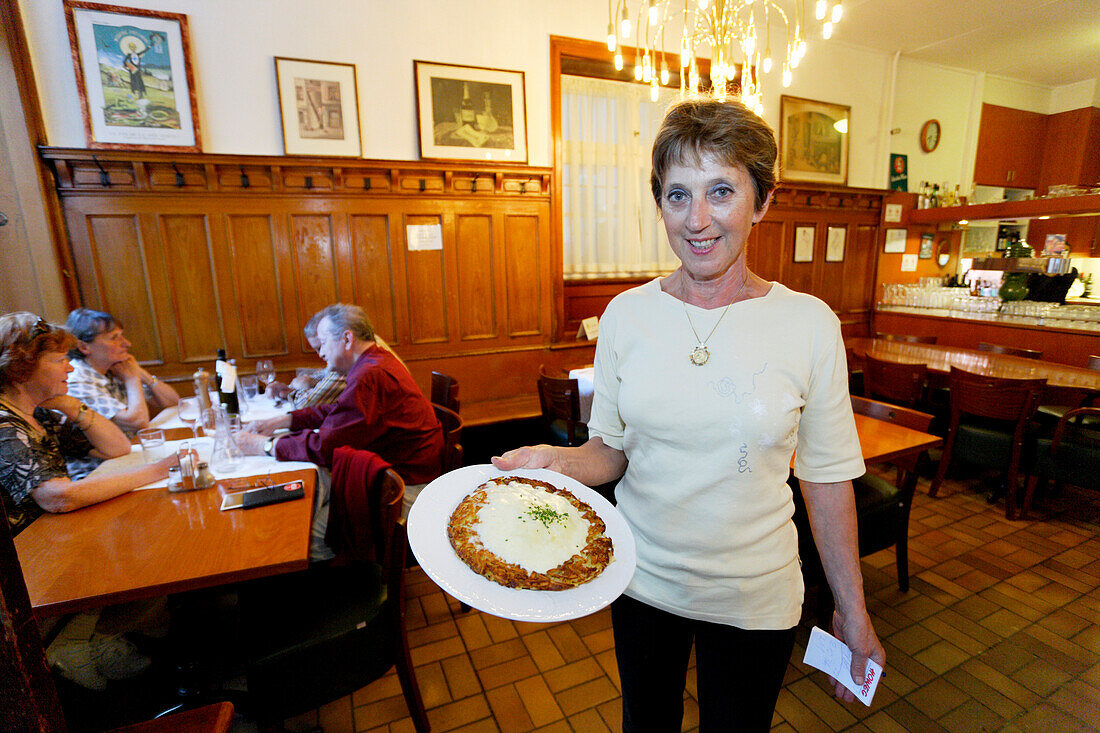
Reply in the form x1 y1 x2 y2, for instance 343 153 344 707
917 181 928 209
930 184 940 208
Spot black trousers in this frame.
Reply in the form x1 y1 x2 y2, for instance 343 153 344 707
611 594 796 732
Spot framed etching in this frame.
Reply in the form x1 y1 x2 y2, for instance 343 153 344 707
274 57 362 157
779 96 849 185
63 1 201 151
414 60 527 163
826 226 846 262
793 226 815 263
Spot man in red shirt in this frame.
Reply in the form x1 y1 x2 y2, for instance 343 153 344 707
240 304 442 482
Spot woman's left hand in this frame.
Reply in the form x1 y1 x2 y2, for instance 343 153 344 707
39 394 82 417
830 608 886 703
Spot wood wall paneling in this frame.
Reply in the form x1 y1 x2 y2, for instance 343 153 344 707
84 214 162 364
455 214 497 341
503 214 542 337
157 214 223 364
349 212 399 346
225 214 288 357
289 212 340 350
403 213 449 345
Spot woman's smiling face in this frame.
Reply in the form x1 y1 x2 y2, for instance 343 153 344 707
659 151 770 287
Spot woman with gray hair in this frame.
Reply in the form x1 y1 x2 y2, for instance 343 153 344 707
65 308 178 478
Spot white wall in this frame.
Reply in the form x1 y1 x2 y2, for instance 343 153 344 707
17 0 1086 188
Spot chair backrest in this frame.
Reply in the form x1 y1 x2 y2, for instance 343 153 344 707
863 353 928 408
874 332 937 344
1088 355 1100 371
374 468 406 570
0 501 66 731
430 370 460 413
851 395 933 433
537 364 584 446
977 341 1042 359
432 403 464 474
947 367 1045 424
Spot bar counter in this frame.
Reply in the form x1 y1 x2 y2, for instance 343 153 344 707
873 306 1100 368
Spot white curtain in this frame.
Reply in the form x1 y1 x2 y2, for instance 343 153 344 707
561 75 681 279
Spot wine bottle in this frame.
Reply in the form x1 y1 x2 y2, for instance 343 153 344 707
459 83 476 126
214 348 228 392
219 358 241 415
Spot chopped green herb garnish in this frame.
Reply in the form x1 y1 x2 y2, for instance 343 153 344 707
522 505 568 528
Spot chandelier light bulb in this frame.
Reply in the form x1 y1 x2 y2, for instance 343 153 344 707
634 62 643 81
762 55 772 73
660 60 670 85
614 52 624 71
607 23 617 52
791 51 800 69
698 0 708 9
831 2 843 22
798 39 807 56
822 21 833 39
648 0 658 24
782 67 792 87
651 83 659 101
744 34 756 56
621 7 631 38
815 0 827 20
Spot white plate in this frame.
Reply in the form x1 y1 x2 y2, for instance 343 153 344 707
407 464 635 622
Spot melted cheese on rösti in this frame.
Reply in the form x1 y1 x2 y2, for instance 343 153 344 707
474 480 589 573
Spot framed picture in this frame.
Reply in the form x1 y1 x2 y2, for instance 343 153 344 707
826 226 846 262
274 57 361 157
63 1 201 151
414 60 527 163
793 226 815 263
779 96 850 185
919 233 935 259
884 228 907 254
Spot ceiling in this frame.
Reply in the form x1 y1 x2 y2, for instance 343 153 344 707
831 0 1100 88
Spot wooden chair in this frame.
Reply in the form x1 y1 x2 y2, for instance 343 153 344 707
792 397 934 624
1090 355 1100 371
537 364 588 447
874 332 938 344
237 469 429 731
863 353 928 409
430 371 459 413
1021 407 1100 519
0 499 236 733
929 368 1045 519
977 341 1042 360
433 403 464 474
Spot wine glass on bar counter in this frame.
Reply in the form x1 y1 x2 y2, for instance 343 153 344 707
256 359 276 395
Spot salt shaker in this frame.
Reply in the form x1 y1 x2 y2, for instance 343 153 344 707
194 461 216 490
167 465 184 493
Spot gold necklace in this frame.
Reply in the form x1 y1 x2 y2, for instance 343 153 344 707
681 271 749 366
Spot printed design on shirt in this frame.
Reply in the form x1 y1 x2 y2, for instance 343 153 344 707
737 442 752 473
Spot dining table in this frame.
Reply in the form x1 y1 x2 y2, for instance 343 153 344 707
846 336 1100 402
14 403 317 618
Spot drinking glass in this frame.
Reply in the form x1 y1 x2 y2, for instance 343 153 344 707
256 359 276 394
177 397 201 440
238 375 259 412
137 428 166 463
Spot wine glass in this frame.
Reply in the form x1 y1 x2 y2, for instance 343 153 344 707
256 359 276 395
178 397 201 440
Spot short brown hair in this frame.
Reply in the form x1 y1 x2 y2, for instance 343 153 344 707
318 303 375 343
650 97 777 211
0 312 77 391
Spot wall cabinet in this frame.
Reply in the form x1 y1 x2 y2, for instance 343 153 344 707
973 103 1047 189
1038 107 1100 195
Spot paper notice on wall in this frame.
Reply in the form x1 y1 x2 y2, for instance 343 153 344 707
900 253 918 272
576 316 599 341
406 224 443 251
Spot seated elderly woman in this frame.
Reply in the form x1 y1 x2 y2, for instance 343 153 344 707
65 308 179 478
0 312 183 689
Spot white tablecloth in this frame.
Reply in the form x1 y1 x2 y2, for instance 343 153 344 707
149 394 290 430
569 367 595 423
89 436 317 491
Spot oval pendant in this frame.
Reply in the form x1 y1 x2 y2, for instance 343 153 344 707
690 345 709 366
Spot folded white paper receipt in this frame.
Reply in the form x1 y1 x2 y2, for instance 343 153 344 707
802 626 883 706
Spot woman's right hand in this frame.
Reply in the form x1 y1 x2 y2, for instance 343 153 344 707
491 444 559 471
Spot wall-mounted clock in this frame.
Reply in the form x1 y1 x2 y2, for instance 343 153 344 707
920 119 941 153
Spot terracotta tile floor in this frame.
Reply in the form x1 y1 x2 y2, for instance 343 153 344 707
280 474 1100 733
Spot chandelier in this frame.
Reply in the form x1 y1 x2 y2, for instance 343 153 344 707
605 0 842 113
